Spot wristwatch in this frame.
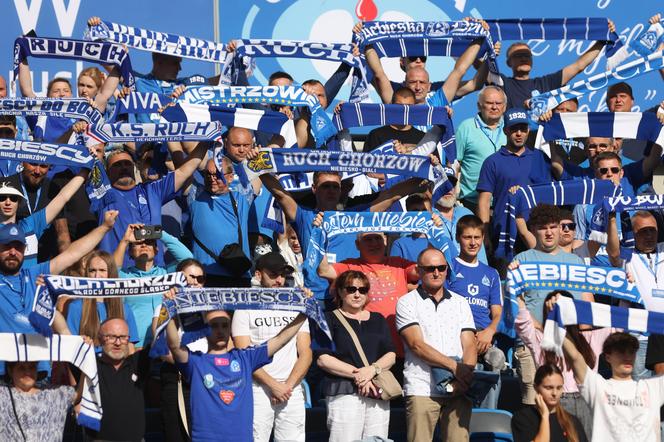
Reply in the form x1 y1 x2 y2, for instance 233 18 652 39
372 364 382 376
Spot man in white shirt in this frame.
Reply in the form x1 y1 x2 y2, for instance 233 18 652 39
396 248 477 442
563 331 664 442
231 252 312 442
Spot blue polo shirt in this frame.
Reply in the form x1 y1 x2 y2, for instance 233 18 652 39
97 173 176 267
456 114 506 203
477 146 552 237
0 261 50 333
179 345 271 442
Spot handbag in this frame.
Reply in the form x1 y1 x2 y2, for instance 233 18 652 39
332 309 403 401
193 191 252 275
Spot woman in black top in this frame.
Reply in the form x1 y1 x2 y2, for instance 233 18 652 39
512 364 588 442
317 270 396 442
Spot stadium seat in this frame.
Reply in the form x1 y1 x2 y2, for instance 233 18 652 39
469 408 514 442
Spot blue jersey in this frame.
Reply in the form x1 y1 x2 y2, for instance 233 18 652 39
66 298 140 352
179 345 271 442
445 258 501 330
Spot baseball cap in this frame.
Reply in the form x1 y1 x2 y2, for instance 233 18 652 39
0 223 26 245
443 166 458 185
607 82 633 99
504 108 530 128
255 252 294 274
0 183 26 200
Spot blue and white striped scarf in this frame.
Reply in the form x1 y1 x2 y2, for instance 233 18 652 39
13 36 134 89
85 19 227 63
29 273 186 337
497 179 622 259
529 50 664 118
607 18 664 69
222 39 369 103
354 20 500 84
150 286 332 358
0 98 103 125
0 139 94 169
589 194 664 245
541 297 663 355
539 112 664 148
177 85 335 147
87 121 224 143
302 211 457 289
0 333 102 431
332 102 457 163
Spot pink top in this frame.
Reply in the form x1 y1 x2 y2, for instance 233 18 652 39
515 307 613 393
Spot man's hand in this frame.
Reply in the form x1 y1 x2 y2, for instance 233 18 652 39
476 328 495 355
312 211 324 227
431 212 443 228
88 16 102 26
366 173 386 187
452 360 474 390
333 100 346 114
102 210 119 229
539 110 554 122
226 40 238 53
352 22 364 35
269 381 293 404
508 260 520 271
72 121 88 134
122 223 144 244
607 19 616 33
508 185 521 194
171 85 186 100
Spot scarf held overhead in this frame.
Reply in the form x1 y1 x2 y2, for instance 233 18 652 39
589 193 664 242
13 36 134 89
0 139 94 169
0 333 102 431
0 98 103 125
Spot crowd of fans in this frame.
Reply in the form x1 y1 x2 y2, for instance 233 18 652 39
0 10 663 442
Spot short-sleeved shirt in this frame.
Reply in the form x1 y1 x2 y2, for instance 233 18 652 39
396 286 476 396
231 310 309 382
0 261 50 333
455 114 506 203
499 70 563 110
17 208 48 268
97 173 177 266
626 243 664 314
513 248 585 324
364 125 425 152
65 298 140 351
291 207 359 300
477 146 552 236
435 206 488 264
179 346 271 442
511 405 588 442
445 258 502 330
580 368 664 442
391 234 430 262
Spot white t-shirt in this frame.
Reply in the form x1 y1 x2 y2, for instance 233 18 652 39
231 310 309 382
580 368 664 442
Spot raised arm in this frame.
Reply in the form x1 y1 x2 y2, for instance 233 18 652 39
165 315 189 364
606 212 622 267
561 20 615 85
441 38 482 104
49 210 118 275
113 223 143 269
642 142 663 178
173 141 209 192
317 254 338 282
267 313 307 358
259 174 298 222
18 60 37 98
93 67 121 113
562 334 588 384
369 177 429 212
45 170 87 224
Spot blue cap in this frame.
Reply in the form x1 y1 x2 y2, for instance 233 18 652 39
0 223 26 245
504 108 530 128
443 166 458 184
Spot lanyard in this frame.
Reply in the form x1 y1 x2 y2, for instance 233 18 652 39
19 178 41 215
638 251 659 283
475 115 502 153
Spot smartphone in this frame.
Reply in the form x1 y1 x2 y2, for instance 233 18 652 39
134 225 162 241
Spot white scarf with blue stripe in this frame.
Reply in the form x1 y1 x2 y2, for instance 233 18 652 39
0 333 102 431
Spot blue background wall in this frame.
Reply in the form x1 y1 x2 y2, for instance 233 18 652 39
3 0 661 124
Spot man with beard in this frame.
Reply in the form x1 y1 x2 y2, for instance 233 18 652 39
86 318 151 442
97 142 208 266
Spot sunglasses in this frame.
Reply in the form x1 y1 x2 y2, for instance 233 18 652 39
598 167 621 175
407 55 427 63
419 264 448 273
187 274 206 284
560 222 576 231
344 285 369 295
0 194 19 203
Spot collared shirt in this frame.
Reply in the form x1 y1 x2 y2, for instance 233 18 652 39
626 243 664 314
455 114 506 203
396 286 476 397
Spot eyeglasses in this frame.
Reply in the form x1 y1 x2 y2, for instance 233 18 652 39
419 264 448 273
408 55 427 63
587 143 611 150
560 222 576 231
0 195 19 203
598 167 621 175
344 285 369 295
186 274 206 284
101 334 129 343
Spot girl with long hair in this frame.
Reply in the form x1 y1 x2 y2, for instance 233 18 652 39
512 364 588 442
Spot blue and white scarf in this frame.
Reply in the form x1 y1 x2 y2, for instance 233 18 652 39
541 297 663 355
85 20 227 63
589 193 664 244
29 273 186 336
108 91 171 122
332 102 457 163
86 159 112 205
13 36 135 89
354 20 500 85
0 139 94 169
0 98 103 125
302 211 456 289
177 85 335 147
221 39 368 103
160 102 297 148
150 286 331 357
0 333 102 431
607 18 664 70
529 50 664 118
497 179 623 259
87 121 224 143
538 112 664 149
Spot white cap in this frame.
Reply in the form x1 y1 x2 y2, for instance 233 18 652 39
0 182 26 200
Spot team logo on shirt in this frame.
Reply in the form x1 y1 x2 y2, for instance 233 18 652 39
467 284 479 296
10 227 17 235
219 389 235 404
455 272 464 279
482 275 491 287
138 195 148 205
230 360 241 373
203 373 214 389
